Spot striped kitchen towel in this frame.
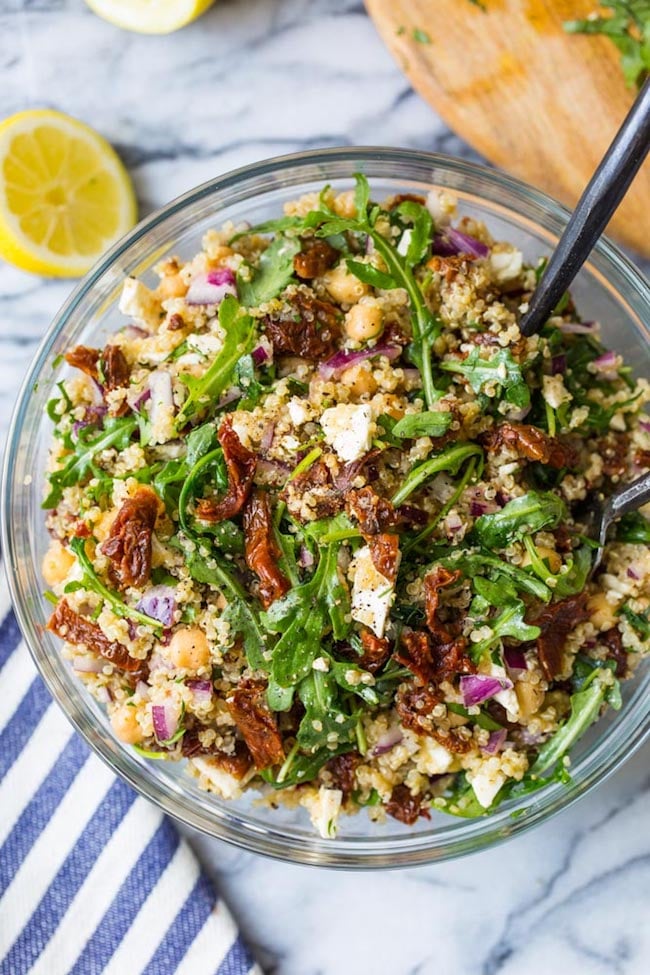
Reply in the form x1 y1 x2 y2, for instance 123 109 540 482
0 594 262 975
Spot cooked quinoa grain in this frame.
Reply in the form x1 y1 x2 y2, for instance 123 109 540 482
43 177 650 837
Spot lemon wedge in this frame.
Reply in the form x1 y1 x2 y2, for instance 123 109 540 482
84 0 216 34
0 109 136 278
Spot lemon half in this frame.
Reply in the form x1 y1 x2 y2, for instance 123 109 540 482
0 109 136 278
84 0 216 34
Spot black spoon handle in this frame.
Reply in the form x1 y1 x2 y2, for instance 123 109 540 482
520 77 650 338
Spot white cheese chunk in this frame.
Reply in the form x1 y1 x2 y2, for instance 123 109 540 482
467 767 507 809
118 277 160 328
414 738 454 776
350 544 399 638
320 403 374 462
488 662 520 721
303 786 343 839
191 757 245 800
489 248 523 283
287 397 312 427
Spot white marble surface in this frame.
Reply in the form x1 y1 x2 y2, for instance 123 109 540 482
1 2 649 973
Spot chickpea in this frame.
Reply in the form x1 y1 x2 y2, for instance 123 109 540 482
515 679 545 719
332 190 357 219
344 299 384 343
587 591 618 631
156 273 187 300
323 263 370 305
93 509 117 542
167 626 211 671
42 543 75 587
110 705 144 744
340 362 377 398
521 544 562 575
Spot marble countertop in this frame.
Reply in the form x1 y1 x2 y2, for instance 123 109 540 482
2 2 649 973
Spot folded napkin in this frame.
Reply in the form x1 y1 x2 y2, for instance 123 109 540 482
0 589 262 975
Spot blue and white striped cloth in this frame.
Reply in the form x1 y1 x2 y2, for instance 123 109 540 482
0 583 262 975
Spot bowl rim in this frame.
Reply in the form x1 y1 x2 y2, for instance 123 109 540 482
3 145 649 868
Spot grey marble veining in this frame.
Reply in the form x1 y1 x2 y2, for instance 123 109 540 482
1 2 649 973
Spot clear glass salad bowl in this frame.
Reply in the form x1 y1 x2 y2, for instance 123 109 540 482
3 148 649 868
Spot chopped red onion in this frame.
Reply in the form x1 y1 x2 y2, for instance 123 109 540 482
73 655 104 674
252 345 269 366
365 234 375 256
627 566 640 580
372 727 403 756
482 729 507 755
152 702 180 743
432 227 489 260
503 646 528 674
298 545 315 569
133 387 151 411
592 350 620 374
551 354 567 375
96 685 112 704
460 673 513 707
445 511 463 535
639 418 650 433
256 458 291 478
467 486 500 517
318 344 402 380
506 404 531 422
557 320 596 335
216 387 242 410
121 324 150 339
135 680 150 700
332 449 381 491
185 268 237 306
187 679 213 708
135 585 176 628
88 377 105 407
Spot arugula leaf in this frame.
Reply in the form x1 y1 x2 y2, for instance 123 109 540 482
230 215 305 240
391 442 483 506
438 551 552 602
395 199 433 267
616 511 650 544
473 491 567 550
260 744 355 789
344 259 396 291
176 296 256 426
564 2 650 89
391 410 452 440
66 536 163 634
446 702 503 731
329 659 378 706
439 347 531 409
469 599 541 661
552 545 592 598
296 670 358 753
238 235 301 307
43 415 137 509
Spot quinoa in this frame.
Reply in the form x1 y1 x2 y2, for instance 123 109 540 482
42 177 650 838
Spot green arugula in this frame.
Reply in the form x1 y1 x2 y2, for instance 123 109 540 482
391 442 483 506
43 415 137 509
473 491 567 549
616 511 650 543
438 550 552 602
237 235 301 307
618 603 650 639
176 296 256 426
468 598 541 661
439 347 531 409
565 2 650 89
391 410 452 440
65 536 163 634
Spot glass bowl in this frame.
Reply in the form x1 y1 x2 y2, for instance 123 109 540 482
3 148 649 868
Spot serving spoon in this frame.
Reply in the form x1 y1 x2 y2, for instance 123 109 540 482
517 78 650 565
520 76 650 338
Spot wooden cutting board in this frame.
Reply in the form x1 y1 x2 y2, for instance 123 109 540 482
365 0 650 257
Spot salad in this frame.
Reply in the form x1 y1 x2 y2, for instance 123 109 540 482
42 176 650 837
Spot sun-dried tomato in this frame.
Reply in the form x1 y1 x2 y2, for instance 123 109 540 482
101 345 130 391
195 416 256 523
281 456 345 521
101 486 159 589
345 485 398 535
426 254 468 284
483 422 578 470
65 345 100 380
293 238 339 279
532 593 590 680
358 629 392 674
394 628 474 687
226 678 285 769
333 449 382 493
181 734 253 777
394 631 435 684
386 193 426 210
325 752 360 798
423 566 462 641
601 626 628 678
386 784 430 825
598 433 630 478
368 532 400 584
431 727 473 754
47 598 141 672
265 290 341 361
242 489 290 608
395 682 440 735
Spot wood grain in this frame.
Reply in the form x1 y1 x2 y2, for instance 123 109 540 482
365 0 650 256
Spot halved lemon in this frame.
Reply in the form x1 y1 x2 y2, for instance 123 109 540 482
0 109 136 278
84 0 216 34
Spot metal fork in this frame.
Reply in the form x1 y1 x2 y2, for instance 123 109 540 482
591 470 650 574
